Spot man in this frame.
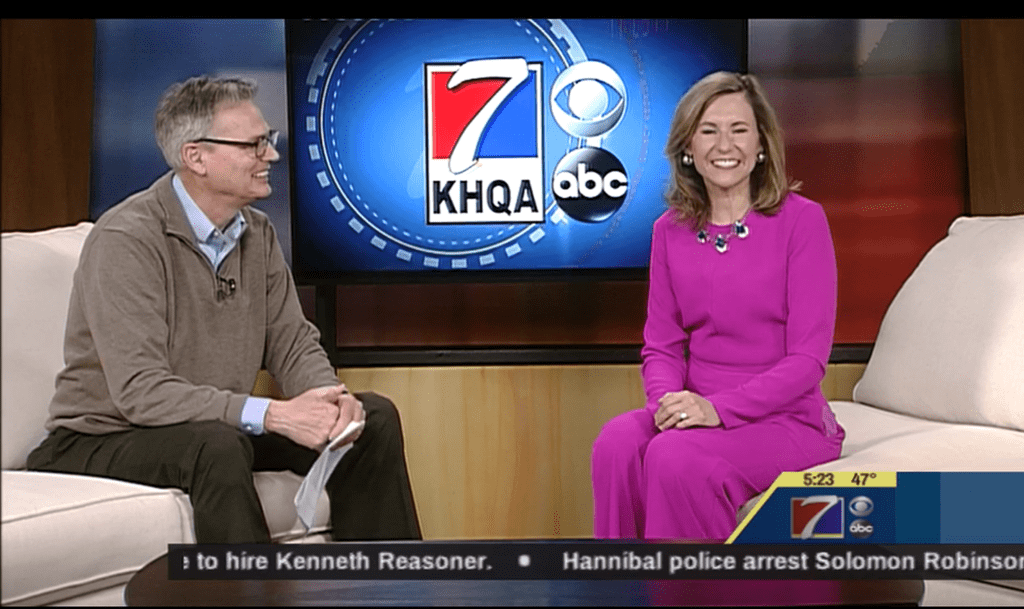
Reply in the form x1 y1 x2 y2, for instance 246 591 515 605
26 76 421 543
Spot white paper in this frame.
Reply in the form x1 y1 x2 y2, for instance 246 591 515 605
293 420 364 531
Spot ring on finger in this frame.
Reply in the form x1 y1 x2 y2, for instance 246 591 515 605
678 411 688 421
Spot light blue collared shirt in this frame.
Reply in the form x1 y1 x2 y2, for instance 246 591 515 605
173 175 270 435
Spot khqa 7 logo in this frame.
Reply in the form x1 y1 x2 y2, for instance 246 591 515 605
791 496 845 539
425 58 544 225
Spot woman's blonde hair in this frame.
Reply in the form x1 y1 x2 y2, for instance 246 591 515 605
664 72 800 230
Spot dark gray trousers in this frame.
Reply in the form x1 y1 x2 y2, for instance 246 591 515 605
26 392 421 543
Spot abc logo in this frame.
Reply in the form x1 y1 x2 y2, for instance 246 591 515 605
849 519 874 539
552 147 628 223
849 496 874 517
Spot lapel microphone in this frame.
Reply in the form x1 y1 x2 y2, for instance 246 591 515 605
217 276 236 300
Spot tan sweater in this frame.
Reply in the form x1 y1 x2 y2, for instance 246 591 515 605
47 172 339 434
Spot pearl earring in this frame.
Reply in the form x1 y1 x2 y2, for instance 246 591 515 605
756 151 766 163
682 153 693 166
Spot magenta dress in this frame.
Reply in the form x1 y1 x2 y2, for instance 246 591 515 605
592 193 845 540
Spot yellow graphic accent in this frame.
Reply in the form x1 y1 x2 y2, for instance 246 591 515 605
791 471 896 488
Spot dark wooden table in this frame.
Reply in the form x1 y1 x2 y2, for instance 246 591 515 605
126 553 924 606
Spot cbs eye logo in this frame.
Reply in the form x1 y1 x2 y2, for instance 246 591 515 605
848 496 874 539
550 60 628 223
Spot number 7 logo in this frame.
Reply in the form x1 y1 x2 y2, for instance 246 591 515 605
791 495 844 539
444 59 529 174
427 58 541 174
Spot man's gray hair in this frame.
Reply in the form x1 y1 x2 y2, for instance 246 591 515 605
154 76 259 170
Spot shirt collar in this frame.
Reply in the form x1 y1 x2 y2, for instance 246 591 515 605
172 174 246 245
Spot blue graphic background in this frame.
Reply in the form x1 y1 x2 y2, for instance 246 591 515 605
733 473 1024 544
286 19 746 278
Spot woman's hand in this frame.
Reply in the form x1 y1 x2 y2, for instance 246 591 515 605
654 390 722 431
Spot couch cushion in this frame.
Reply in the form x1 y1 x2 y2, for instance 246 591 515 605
0 469 330 604
0 470 194 606
853 214 1024 432
2 223 94 469
810 401 1024 472
255 470 331 541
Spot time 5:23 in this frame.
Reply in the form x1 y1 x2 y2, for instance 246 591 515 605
803 472 834 486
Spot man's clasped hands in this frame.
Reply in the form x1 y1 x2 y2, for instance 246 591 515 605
264 385 365 450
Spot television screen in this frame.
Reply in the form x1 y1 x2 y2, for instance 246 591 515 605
286 19 747 283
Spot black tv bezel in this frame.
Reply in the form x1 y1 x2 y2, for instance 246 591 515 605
284 18 749 287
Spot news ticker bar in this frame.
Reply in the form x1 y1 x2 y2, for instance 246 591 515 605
168 543 1024 581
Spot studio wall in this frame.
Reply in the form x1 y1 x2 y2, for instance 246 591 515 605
4 17 1024 540
1 19 94 232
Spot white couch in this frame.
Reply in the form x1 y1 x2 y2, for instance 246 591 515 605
754 213 1024 605
1 223 334 606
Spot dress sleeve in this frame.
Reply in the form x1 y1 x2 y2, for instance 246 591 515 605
706 202 838 428
259 220 340 397
640 217 689 413
80 228 248 426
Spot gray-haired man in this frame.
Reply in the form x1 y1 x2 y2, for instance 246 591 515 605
27 76 421 543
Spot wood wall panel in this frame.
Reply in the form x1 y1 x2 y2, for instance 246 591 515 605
334 365 646 539
821 363 868 403
962 20 1024 216
1 19 94 231
253 363 866 540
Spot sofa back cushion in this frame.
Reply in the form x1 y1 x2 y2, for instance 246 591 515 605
853 214 1024 432
2 223 93 469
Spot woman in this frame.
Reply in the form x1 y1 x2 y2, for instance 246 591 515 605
591 72 844 540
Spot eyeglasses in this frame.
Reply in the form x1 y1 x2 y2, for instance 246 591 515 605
193 130 279 159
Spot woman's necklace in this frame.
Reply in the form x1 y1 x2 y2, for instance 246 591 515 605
696 206 752 253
